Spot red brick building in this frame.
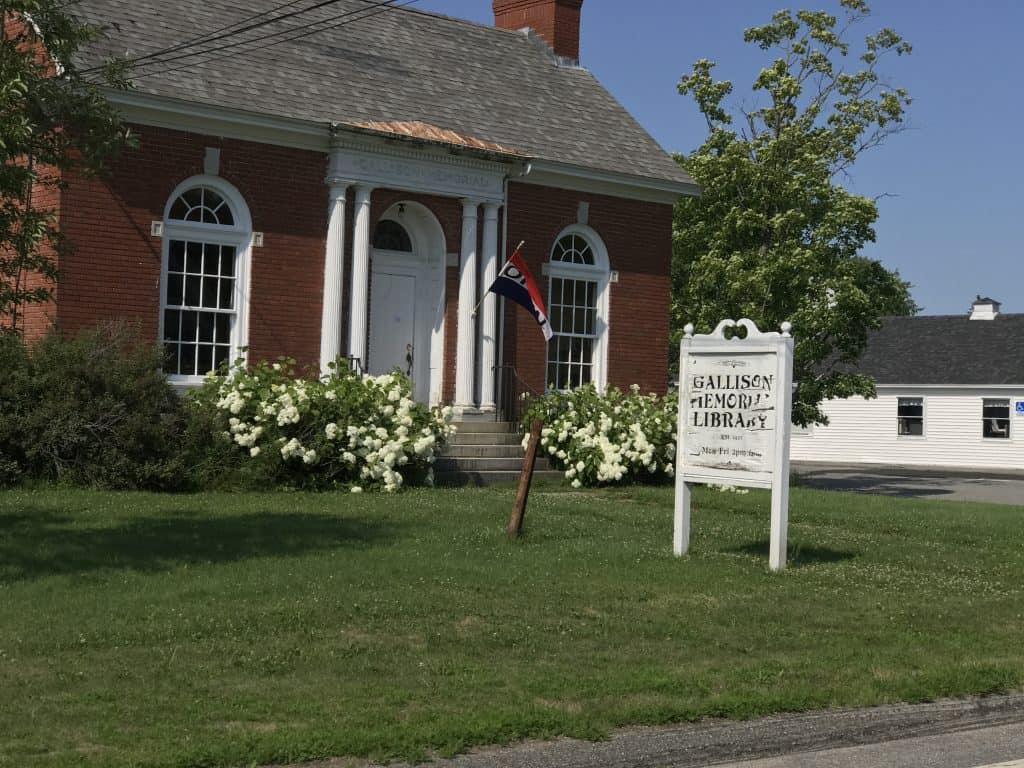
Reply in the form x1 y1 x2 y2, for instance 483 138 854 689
43 0 697 416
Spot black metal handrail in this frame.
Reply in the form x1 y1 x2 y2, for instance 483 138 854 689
496 363 539 423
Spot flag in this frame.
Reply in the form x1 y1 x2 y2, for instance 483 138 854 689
488 245 553 341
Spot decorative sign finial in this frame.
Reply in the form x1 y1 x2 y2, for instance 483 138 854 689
683 323 694 339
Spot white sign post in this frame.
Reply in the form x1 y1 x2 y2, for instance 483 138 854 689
673 318 794 571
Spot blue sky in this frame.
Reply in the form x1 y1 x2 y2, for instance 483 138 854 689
413 0 1023 315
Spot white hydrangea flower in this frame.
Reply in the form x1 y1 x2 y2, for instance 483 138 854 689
276 406 300 426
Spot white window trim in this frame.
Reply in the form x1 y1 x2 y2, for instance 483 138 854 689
159 174 253 387
981 396 1012 440
546 224 610 393
896 395 927 440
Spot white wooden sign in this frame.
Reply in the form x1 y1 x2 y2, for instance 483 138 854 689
674 318 794 571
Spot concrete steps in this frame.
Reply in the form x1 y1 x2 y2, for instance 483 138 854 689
435 421 565 487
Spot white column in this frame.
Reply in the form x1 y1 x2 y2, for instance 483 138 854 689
319 181 348 375
478 203 500 411
347 184 373 371
455 199 480 410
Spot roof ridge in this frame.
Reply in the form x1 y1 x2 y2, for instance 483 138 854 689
885 313 1024 320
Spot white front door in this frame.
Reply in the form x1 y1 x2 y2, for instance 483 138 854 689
368 270 417 384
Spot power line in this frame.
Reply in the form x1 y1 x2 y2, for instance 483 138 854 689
125 0 310 66
127 0 400 75
136 0 416 81
83 0 371 74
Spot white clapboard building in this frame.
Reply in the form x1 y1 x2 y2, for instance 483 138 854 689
791 297 1024 472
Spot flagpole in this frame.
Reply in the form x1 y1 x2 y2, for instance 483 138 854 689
471 240 524 317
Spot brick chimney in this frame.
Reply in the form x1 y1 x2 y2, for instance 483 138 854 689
493 0 584 62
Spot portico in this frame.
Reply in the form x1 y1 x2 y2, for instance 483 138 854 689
318 128 520 413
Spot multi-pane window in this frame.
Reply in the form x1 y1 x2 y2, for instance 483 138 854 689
160 180 249 382
372 219 412 251
897 397 924 436
546 276 598 389
545 231 607 391
162 240 236 376
551 233 594 265
982 399 1011 439
168 186 235 225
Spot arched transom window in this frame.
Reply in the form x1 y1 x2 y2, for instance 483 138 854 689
372 219 412 251
546 227 610 391
551 233 594 265
160 177 251 383
168 186 235 225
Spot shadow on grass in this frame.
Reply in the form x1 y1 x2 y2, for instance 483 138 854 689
0 510 406 582
729 540 857 567
797 474 954 498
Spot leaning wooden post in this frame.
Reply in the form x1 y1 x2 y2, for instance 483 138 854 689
508 419 543 540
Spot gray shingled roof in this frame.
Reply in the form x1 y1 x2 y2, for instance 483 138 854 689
855 314 1024 385
72 0 694 187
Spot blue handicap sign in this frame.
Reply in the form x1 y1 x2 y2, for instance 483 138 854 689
1017 401 1024 416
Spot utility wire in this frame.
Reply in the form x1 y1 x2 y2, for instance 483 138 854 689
126 0 400 75
83 0 375 74
136 0 416 81
124 0 310 65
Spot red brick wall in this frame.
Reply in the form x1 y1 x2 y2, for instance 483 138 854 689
504 181 673 396
18 166 60 342
52 124 673 401
57 124 328 371
56 128 489 386
3 14 59 340
1 162 61 341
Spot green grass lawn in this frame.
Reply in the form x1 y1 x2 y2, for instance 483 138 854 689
1 484 1022 768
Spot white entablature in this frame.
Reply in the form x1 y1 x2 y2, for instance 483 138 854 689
327 139 511 203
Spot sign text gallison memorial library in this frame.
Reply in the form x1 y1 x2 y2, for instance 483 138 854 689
674 319 793 571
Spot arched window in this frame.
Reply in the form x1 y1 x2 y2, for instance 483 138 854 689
551 233 594 265
372 219 412 251
160 176 252 383
168 186 235 225
546 226 610 391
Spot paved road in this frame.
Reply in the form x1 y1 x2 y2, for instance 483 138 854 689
714 722 1024 768
282 693 1024 768
793 464 1024 506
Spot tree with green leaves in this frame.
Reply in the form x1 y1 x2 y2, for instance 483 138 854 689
1 1 130 333
673 0 917 426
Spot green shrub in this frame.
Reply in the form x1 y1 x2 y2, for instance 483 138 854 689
185 359 455 491
0 330 31 486
521 384 677 487
0 323 186 489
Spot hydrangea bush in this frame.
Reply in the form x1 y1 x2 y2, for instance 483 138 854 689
521 384 676 488
190 359 454 491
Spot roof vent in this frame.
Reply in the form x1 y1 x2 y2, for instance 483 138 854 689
969 295 1001 320
493 0 584 62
